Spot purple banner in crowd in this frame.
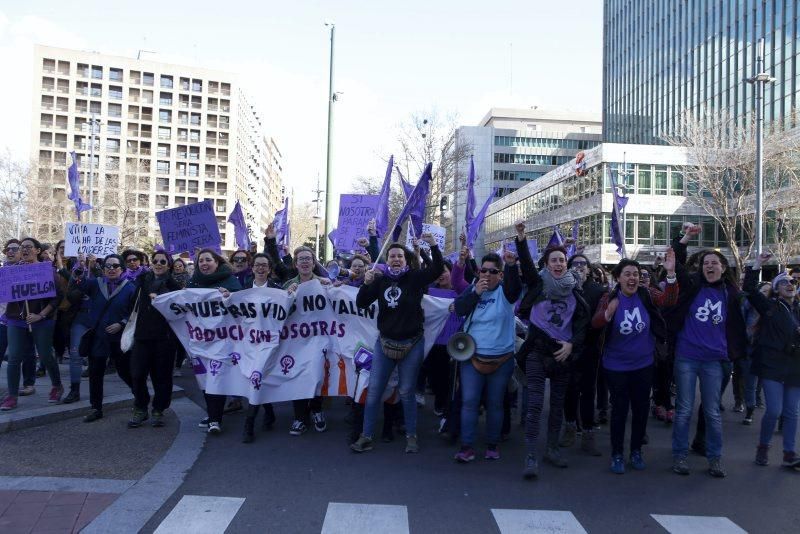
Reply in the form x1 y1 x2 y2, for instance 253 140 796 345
505 238 539 262
335 194 379 252
0 262 56 303
156 200 222 255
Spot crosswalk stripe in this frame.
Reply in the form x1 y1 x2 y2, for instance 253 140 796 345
321 502 410 534
154 495 245 534
651 514 747 534
491 509 588 534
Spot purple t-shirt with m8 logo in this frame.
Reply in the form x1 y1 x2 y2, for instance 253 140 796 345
675 286 728 361
603 292 655 371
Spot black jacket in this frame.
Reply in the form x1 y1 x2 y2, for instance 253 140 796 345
133 271 182 341
744 267 800 386
356 246 444 340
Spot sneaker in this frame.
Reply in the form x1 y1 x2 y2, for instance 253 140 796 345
62 388 80 404
672 457 690 475
610 454 625 474
0 396 18 411
522 454 539 479
559 422 577 448
755 444 770 466
630 450 646 470
127 409 149 428
208 421 222 434
544 447 568 468
405 434 419 453
455 446 476 463
581 430 602 457
733 402 744 413
653 405 667 421
19 385 35 396
312 411 327 432
665 409 675 423
708 458 727 478
48 385 64 403
484 445 500 460
198 416 210 428
743 408 754 425
173 369 182 377
350 434 374 453
415 393 426 407
289 420 307 436
84 409 103 423
782 451 800 468
151 411 165 428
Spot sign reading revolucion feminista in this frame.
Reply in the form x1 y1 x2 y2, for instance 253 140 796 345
0 262 56 303
156 200 222 255
335 194 379 252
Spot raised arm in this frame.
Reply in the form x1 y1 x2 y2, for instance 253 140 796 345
501 249 522 303
514 222 541 287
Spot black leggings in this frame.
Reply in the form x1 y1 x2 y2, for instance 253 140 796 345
524 346 570 455
89 349 132 411
564 348 601 429
605 365 653 456
130 338 175 412
204 393 226 422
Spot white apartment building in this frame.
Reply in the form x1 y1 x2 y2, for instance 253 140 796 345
451 108 601 255
31 44 283 251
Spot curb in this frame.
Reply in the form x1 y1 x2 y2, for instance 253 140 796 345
81 396 207 534
0 386 185 434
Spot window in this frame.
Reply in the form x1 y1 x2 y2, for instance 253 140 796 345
143 72 154 86
159 110 172 123
160 75 173 88
654 217 669 245
109 86 123 100
637 216 652 246
157 144 170 157
654 166 668 195
106 139 120 153
156 178 170 192
158 127 171 140
89 101 101 114
670 170 684 195
190 130 200 142
109 68 123 81
108 103 122 117
157 161 170 174
191 79 202 92
91 65 103 79
159 92 173 106
180 77 190 91
637 165 652 194
90 84 102 97
156 195 169 209
107 121 121 136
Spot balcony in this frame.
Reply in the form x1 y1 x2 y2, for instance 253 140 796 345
158 134 171 140
40 121 52 129
42 84 55 93
141 114 153 121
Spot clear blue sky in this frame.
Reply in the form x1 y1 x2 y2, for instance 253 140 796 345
0 0 603 200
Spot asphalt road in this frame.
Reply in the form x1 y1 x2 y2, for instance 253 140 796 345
146 376 800 533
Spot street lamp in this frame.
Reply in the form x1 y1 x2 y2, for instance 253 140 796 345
747 37 776 260
323 22 336 262
25 219 34 237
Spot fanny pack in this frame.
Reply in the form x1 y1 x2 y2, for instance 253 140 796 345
380 334 422 360
471 352 513 375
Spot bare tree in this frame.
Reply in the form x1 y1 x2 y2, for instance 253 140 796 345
0 150 30 239
664 111 800 273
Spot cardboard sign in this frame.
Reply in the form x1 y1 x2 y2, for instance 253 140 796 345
334 194 379 252
156 200 222 255
406 223 446 252
0 262 56 303
64 223 120 257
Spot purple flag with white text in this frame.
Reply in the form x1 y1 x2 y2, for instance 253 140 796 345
391 163 432 242
227 200 251 251
375 155 393 238
465 187 497 249
66 152 91 219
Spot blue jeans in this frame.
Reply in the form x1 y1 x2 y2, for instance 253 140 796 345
68 322 90 385
362 337 425 438
1 323 36 387
739 358 762 409
460 354 515 446
672 357 724 460
6 323 60 397
760 379 800 452
0 324 6 372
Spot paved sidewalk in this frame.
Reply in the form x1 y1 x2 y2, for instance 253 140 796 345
0 489 119 534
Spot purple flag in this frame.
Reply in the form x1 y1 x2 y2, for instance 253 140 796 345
66 152 91 220
609 166 628 257
391 163 432 242
396 166 414 200
465 156 476 232
227 200 251 251
465 187 497 249
328 228 338 246
566 220 579 258
273 197 289 246
547 226 564 248
375 155 393 238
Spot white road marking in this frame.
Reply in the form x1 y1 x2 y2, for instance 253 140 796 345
651 514 747 534
491 509 588 533
154 495 245 534
321 502 409 534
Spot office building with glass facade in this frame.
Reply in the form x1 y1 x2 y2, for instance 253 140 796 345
604 0 800 144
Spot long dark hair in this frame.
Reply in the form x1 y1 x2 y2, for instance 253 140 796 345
697 249 739 288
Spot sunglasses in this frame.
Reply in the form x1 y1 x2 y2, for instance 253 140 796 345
480 268 501 275
105 263 122 269
5 246 19 253
232 257 248 263
571 260 588 267
153 259 169 266
778 279 798 287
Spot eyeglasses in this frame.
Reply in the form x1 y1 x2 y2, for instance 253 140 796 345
640 272 651 278
105 263 121 269
571 260 588 267
778 279 798 287
480 268 501 275
296 256 314 263
20 245 35 251
126 257 140 263
232 257 248 263
152 259 169 266
5 246 19 253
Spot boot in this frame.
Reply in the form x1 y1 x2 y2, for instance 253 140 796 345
782 450 800 468
581 430 602 456
559 421 577 448
544 435 568 468
62 384 80 404
262 404 276 430
522 454 539 479
242 416 255 443
755 444 769 466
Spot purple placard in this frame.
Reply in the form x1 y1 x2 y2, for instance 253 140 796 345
156 200 222 255
0 262 56 303
428 287 457 299
505 238 539 262
335 194 379 251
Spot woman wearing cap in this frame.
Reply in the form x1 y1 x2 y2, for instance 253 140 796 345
127 250 182 428
746 254 800 469
592 252 678 474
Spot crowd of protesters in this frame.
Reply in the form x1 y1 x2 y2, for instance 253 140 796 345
2 218 799 480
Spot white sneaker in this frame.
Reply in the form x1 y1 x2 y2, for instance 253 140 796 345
208 421 221 434
312 411 327 432
415 393 426 407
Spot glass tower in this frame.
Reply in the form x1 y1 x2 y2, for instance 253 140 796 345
603 0 800 144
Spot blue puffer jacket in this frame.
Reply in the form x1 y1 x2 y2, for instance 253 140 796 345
72 277 136 358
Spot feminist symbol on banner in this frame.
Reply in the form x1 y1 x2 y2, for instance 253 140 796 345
249 371 263 390
209 360 222 376
280 355 295 375
229 352 241 366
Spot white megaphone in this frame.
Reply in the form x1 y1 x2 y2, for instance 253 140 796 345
447 332 476 362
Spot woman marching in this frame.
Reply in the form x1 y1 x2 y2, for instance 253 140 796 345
592 251 678 473
127 249 182 428
351 233 444 454
187 248 242 434
452 249 522 462
514 222 590 479
746 253 800 469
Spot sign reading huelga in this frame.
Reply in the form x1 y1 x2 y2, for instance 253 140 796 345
0 262 56 303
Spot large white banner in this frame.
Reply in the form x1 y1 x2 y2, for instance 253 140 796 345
152 280 451 404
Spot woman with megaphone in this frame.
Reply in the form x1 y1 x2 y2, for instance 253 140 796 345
451 249 522 463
